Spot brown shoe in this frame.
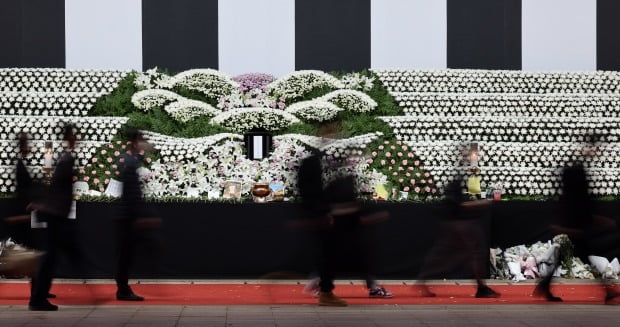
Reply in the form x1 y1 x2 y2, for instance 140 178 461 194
318 291 348 307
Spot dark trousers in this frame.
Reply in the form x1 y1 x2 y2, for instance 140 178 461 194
418 219 487 283
318 230 336 293
115 219 135 292
317 223 376 293
30 214 60 304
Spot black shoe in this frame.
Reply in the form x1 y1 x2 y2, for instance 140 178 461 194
47 293 57 299
533 285 562 302
475 286 500 298
116 292 144 301
29 300 58 311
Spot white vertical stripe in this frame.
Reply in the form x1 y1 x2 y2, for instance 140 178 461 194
218 0 295 77
522 0 596 71
371 0 447 70
65 0 142 71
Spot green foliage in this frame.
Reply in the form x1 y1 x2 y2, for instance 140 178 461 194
124 107 230 138
90 69 402 141
91 72 139 116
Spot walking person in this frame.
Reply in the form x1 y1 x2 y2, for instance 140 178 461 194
28 124 77 311
298 147 347 306
535 135 620 303
115 128 158 301
414 175 500 298
0 133 47 287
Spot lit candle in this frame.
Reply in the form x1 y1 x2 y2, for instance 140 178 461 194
44 150 53 169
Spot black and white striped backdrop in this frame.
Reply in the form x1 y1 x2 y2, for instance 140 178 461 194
1 0 619 75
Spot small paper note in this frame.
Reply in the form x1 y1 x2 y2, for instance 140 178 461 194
105 179 123 198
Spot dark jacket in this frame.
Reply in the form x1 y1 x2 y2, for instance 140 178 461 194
119 153 144 220
298 152 328 217
559 162 593 229
42 152 74 219
15 158 33 212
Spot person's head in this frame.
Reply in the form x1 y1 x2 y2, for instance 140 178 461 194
62 123 78 149
317 122 342 140
124 127 151 154
17 132 30 157
581 133 601 159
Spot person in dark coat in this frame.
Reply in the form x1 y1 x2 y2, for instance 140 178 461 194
115 128 158 301
29 124 77 311
298 149 347 306
414 175 499 298
3 133 36 242
536 135 620 303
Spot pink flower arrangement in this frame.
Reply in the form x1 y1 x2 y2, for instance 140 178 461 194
368 139 437 199
78 140 158 192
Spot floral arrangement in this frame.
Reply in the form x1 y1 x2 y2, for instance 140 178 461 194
268 70 344 102
0 165 46 193
139 136 386 199
77 140 158 193
367 139 438 198
143 132 242 163
0 68 126 93
0 140 103 168
0 92 100 117
381 116 620 143
171 69 239 100
374 69 620 94
491 235 595 281
210 108 300 133
164 99 219 123
140 138 311 197
340 72 375 92
286 100 342 122
131 89 181 111
233 73 276 92
0 116 127 142
396 93 620 118
322 89 378 113
425 166 620 196
408 141 620 170
134 67 174 90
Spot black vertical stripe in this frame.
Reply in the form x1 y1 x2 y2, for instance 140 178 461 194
142 0 218 73
447 0 521 70
295 0 371 72
0 1 22 67
21 0 65 68
0 0 65 68
597 0 620 71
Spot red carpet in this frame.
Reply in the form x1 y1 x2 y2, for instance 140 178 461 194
0 283 616 305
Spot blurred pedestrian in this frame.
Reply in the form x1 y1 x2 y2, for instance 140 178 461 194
536 135 620 303
414 143 499 298
414 175 499 298
0 133 47 285
28 124 77 311
115 128 159 301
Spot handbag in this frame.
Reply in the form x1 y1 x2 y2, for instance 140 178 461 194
0 239 43 278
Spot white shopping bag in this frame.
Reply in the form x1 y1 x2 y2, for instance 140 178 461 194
68 201 77 219
30 211 47 229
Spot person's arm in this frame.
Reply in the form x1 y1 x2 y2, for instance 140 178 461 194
360 210 390 225
461 199 492 210
550 224 585 239
592 215 618 231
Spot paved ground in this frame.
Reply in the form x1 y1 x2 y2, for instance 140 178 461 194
0 304 618 327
